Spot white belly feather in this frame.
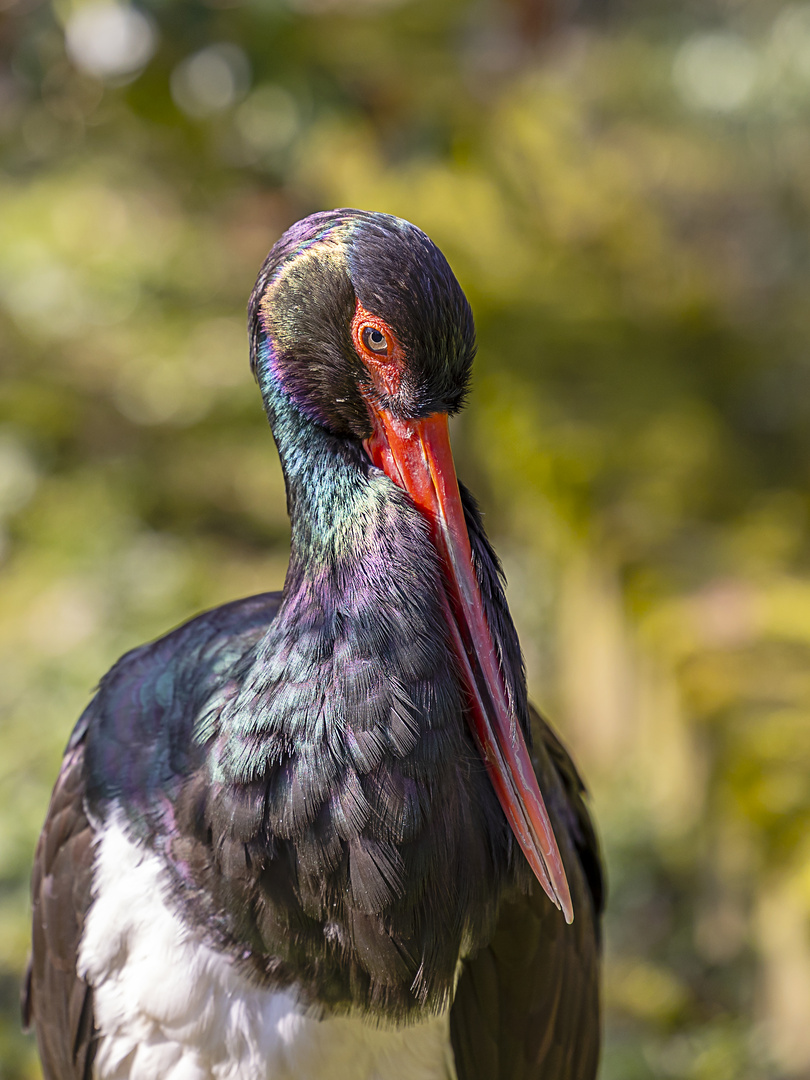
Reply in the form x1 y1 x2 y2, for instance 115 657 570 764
79 816 457 1080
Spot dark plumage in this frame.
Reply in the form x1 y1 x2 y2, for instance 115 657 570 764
25 209 603 1080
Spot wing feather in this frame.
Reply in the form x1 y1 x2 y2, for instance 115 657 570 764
24 737 98 1080
450 708 603 1080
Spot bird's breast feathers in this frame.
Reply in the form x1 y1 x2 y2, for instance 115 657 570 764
79 814 457 1080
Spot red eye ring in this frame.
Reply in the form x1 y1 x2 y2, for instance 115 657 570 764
351 300 404 398
351 304 400 366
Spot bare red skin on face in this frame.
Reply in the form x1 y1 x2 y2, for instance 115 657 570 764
351 300 406 399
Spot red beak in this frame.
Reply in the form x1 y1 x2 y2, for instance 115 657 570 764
364 408 573 923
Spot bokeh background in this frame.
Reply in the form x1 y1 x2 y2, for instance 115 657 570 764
2 0 810 1075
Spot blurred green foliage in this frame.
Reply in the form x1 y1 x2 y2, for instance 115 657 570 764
3 0 810 1076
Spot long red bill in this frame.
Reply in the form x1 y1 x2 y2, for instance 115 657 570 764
364 408 573 923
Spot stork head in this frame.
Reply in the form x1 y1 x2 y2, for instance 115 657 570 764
249 209 475 436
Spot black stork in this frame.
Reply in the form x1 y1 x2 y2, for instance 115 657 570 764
24 209 603 1080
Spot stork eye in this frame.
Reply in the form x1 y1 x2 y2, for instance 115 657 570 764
361 326 389 354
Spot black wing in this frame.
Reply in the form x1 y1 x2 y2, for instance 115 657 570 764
23 730 98 1080
22 590 285 1080
450 709 604 1080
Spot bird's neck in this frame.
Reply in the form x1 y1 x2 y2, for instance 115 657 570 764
217 361 455 771
231 347 528 765
257 358 530 731
268 384 377 574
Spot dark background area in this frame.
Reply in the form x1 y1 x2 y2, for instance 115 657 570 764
3 0 810 1075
